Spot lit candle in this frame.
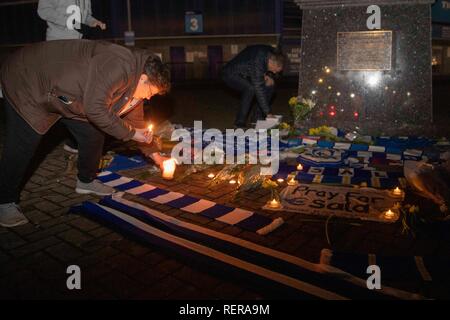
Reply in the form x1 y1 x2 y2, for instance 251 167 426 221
162 159 176 180
297 164 303 171
268 198 281 209
229 180 237 185
277 178 284 184
288 177 297 186
208 173 215 179
384 209 395 220
148 123 153 132
392 187 403 197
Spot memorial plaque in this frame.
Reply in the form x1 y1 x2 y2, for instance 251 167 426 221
337 31 393 71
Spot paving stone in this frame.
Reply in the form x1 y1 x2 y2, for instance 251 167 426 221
24 210 53 225
75 246 120 267
45 242 85 263
212 281 246 299
88 226 112 238
25 223 71 242
105 253 147 276
111 238 151 257
97 271 145 299
11 223 41 237
11 236 60 258
33 200 61 214
166 284 210 300
140 251 168 266
57 229 93 247
43 194 70 204
52 185 76 196
0 232 27 250
69 217 99 232
172 266 221 291
132 275 184 299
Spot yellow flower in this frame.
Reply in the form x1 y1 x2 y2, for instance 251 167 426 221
409 205 419 214
289 97 298 106
262 179 278 189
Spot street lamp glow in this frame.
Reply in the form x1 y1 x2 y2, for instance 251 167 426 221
366 72 381 88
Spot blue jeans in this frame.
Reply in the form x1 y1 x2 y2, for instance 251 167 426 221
222 74 274 127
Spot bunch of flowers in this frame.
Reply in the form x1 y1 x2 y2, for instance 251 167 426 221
289 96 316 124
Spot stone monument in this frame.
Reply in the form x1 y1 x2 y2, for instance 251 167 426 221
294 0 435 135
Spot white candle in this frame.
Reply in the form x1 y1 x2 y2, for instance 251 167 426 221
297 164 303 171
208 173 215 179
268 199 281 209
288 177 297 186
392 187 403 196
162 159 176 180
277 178 284 184
384 209 395 220
229 180 237 185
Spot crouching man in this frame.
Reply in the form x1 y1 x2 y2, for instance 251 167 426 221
221 45 284 128
0 40 171 227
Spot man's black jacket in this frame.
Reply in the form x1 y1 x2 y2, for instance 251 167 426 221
222 45 276 116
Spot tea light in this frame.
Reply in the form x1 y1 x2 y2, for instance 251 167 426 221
162 159 176 180
277 178 284 184
229 180 237 185
297 164 303 171
267 198 281 209
392 187 403 197
287 177 298 186
384 209 396 220
208 173 215 179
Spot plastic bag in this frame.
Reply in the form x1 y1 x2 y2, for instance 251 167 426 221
404 160 450 212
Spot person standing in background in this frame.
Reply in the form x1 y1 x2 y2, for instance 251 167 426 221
38 0 107 153
38 0 106 41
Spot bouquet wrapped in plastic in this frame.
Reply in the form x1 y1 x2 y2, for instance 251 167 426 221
404 160 450 214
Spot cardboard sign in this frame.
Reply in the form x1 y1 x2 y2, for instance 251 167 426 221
276 184 402 222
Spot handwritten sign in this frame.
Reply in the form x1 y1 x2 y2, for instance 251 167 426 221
277 184 401 222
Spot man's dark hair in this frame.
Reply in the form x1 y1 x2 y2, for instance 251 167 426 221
144 55 171 95
268 48 285 67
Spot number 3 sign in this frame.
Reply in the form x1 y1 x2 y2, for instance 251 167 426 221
185 12 203 33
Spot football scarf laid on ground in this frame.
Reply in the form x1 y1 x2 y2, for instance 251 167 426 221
97 171 284 235
71 194 423 300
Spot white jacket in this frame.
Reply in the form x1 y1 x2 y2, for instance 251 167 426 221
38 0 98 40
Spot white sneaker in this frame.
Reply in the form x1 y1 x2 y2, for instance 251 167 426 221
63 144 79 154
75 179 116 196
0 203 29 228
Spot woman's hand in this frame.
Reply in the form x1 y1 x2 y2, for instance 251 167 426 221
132 128 153 144
91 20 107 30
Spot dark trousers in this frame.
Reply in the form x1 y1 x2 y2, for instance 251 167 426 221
222 73 274 127
0 99 104 204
